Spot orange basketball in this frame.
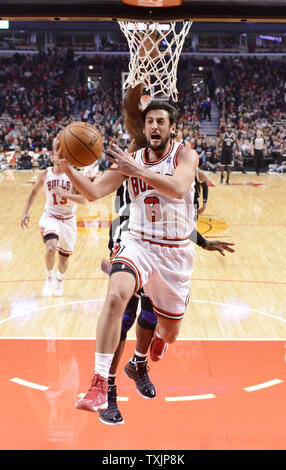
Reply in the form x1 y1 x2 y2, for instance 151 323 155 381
59 121 103 167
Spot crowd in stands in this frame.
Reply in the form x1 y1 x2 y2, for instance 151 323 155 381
0 51 286 173
213 56 286 172
2 29 286 54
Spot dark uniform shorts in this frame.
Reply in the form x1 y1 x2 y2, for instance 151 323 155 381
220 151 233 166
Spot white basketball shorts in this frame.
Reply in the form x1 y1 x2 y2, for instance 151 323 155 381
110 231 194 321
39 212 77 256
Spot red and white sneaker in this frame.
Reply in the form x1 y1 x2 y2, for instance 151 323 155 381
75 373 108 412
150 332 168 362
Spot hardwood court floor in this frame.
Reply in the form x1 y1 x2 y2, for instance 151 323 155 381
0 169 286 450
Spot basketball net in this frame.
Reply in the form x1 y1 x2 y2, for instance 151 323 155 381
118 21 192 102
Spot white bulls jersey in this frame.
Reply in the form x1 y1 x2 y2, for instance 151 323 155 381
127 140 195 246
43 166 77 218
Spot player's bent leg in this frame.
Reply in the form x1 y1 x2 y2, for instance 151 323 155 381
99 294 139 425
124 295 157 399
76 270 136 413
136 294 157 351
226 164 232 184
220 164 225 184
107 293 139 374
96 271 136 353
156 316 182 343
99 351 125 425
45 237 58 269
54 252 69 297
42 236 58 297
98 382 124 425
150 317 182 362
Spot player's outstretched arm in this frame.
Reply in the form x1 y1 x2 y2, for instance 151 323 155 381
190 229 235 255
58 157 126 202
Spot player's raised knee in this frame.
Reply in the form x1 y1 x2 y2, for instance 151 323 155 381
159 329 178 344
46 242 57 255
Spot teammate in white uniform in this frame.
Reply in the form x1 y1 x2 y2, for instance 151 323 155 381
56 100 199 414
21 145 85 297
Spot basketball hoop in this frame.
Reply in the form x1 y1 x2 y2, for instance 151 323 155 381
118 20 192 102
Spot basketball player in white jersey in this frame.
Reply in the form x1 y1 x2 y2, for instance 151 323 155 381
20 143 85 297
97 85 235 426
56 100 199 413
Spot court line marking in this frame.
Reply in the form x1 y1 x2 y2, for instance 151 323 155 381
165 394 216 402
10 377 49 391
243 379 284 392
0 299 105 327
8 379 214 401
0 299 286 332
192 299 286 325
9 377 285 399
77 393 129 401
8 380 215 402
10 378 130 399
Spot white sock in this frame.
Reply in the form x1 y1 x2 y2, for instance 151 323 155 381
156 331 163 340
95 352 114 379
134 350 147 358
56 270 64 281
46 269 54 280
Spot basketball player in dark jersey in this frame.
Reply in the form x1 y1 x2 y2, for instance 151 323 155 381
217 124 242 185
98 84 235 426
194 168 209 217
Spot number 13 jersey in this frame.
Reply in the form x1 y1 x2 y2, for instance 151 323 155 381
43 167 77 218
127 140 196 247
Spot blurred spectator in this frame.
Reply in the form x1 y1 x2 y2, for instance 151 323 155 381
194 137 207 168
233 148 246 173
0 145 7 171
17 149 33 170
269 139 284 164
201 97 212 121
14 146 22 167
32 147 41 167
204 138 219 172
38 148 52 169
241 138 253 159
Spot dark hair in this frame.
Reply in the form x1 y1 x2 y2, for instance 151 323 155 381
142 100 179 126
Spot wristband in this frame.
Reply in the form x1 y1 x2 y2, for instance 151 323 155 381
190 229 207 248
